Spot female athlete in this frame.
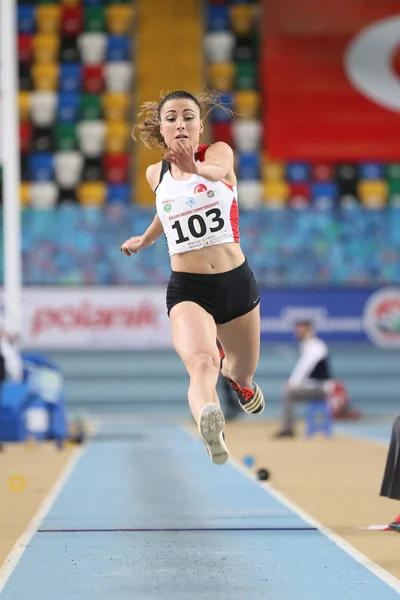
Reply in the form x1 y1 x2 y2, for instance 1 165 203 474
121 90 264 465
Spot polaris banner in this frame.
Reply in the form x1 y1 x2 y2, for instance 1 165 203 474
260 287 400 348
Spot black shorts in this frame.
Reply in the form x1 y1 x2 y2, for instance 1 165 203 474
166 259 260 324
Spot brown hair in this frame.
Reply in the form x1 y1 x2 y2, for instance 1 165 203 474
131 90 233 150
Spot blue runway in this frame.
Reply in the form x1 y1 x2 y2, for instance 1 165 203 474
1 420 399 599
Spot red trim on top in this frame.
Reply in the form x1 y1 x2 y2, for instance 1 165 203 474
196 144 210 163
230 198 240 243
221 180 234 192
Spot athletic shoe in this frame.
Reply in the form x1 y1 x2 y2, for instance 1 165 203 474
389 514 400 532
198 403 229 465
225 378 265 415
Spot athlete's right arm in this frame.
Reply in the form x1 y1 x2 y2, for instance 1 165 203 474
120 163 164 257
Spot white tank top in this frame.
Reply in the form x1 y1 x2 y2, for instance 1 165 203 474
155 145 240 257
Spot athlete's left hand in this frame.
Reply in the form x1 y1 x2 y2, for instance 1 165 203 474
163 140 199 175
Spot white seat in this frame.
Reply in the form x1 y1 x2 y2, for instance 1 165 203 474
78 33 107 65
54 151 84 188
77 121 106 157
31 92 57 126
237 180 262 209
30 182 58 208
233 119 262 153
104 62 132 92
204 31 235 64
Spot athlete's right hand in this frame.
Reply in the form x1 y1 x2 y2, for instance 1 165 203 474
120 236 151 256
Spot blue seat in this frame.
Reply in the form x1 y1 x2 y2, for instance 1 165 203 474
237 151 260 179
107 35 130 61
210 92 233 122
207 6 230 31
58 92 80 122
311 182 338 208
305 399 333 438
359 162 384 180
60 63 82 93
0 382 29 442
107 183 130 204
28 152 54 181
83 0 105 4
286 161 310 183
18 5 36 34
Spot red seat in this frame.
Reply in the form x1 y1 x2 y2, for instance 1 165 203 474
311 163 334 182
288 183 311 208
103 153 129 183
211 122 233 147
61 6 84 37
20 121 33 153
82 65 104 93
18 34 33 63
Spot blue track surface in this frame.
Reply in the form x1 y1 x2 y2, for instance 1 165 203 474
1 421 399 599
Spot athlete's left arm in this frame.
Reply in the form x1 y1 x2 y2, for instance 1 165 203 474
195 142 234 182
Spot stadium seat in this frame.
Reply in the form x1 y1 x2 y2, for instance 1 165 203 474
54 151 84 188
335 163 358 197
210 92 233 122
263 180 290 208
105 5 133 35
359 162 384 180
234 35 258 63
32 126 54 152
237 151 260 179
311 182 338 209
105 121 130 153
28 152 54 181
232 119 261 152
33 33 60 63
107 183 130 204
19 63 32 91
78 33 107 64
102 92 129 121
31 62 59 91
61 5 84 36
107 35 130 62
77 181 106 205
286 162 311 183
58 92 80 122
80 94 103 120
82 157 103 181
237 180 262 209
18 34 34 63
358 180 387 209
31 92 57 126
60 37 81 62
19 92 32 121
20 182 31 207
77 121 105 156
82 65 105 93
204 32 235 64
58 187 78 204
234 90 260 119
262 158 285 181
207 6 230 31
36 5 61 33
30 182 58 208
211 122 233 146
311 163 334 182
103 153 129 183
55 122 78 151
60 63 82 92
386 163 400 181
207 63 235 93
84 6 106 32
104 62 132 92
20 155 30 181
230 4 255 36
18 5 36 34
235 60 258 89
20 122 33 154
288 183 311 208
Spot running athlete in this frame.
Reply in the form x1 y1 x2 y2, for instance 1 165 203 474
121 90 265 465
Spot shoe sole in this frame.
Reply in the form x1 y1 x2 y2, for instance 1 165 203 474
198 404 229 465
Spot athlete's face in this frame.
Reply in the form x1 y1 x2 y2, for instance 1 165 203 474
160 99 203 149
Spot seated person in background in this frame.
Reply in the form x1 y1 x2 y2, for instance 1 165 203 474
380 413 400 532
273 319 332 438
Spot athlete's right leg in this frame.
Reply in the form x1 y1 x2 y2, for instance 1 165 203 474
170 301 229 465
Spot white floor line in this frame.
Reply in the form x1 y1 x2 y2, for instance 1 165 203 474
0 445 86 594
182 425 400 596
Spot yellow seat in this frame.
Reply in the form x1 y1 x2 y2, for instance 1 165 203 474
33 34 60 63
263 158 285 181
20 183 31 207
230 5 255 37
106 121 130 153
358 180 387 209
62 0 80 5
105 5 133 35
234 91 260 119
31 62 59 91
36 6 61 34
102 93 130 121
263 180 290 207
207 63 234 93
19 92 31 121
77 182 106 206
